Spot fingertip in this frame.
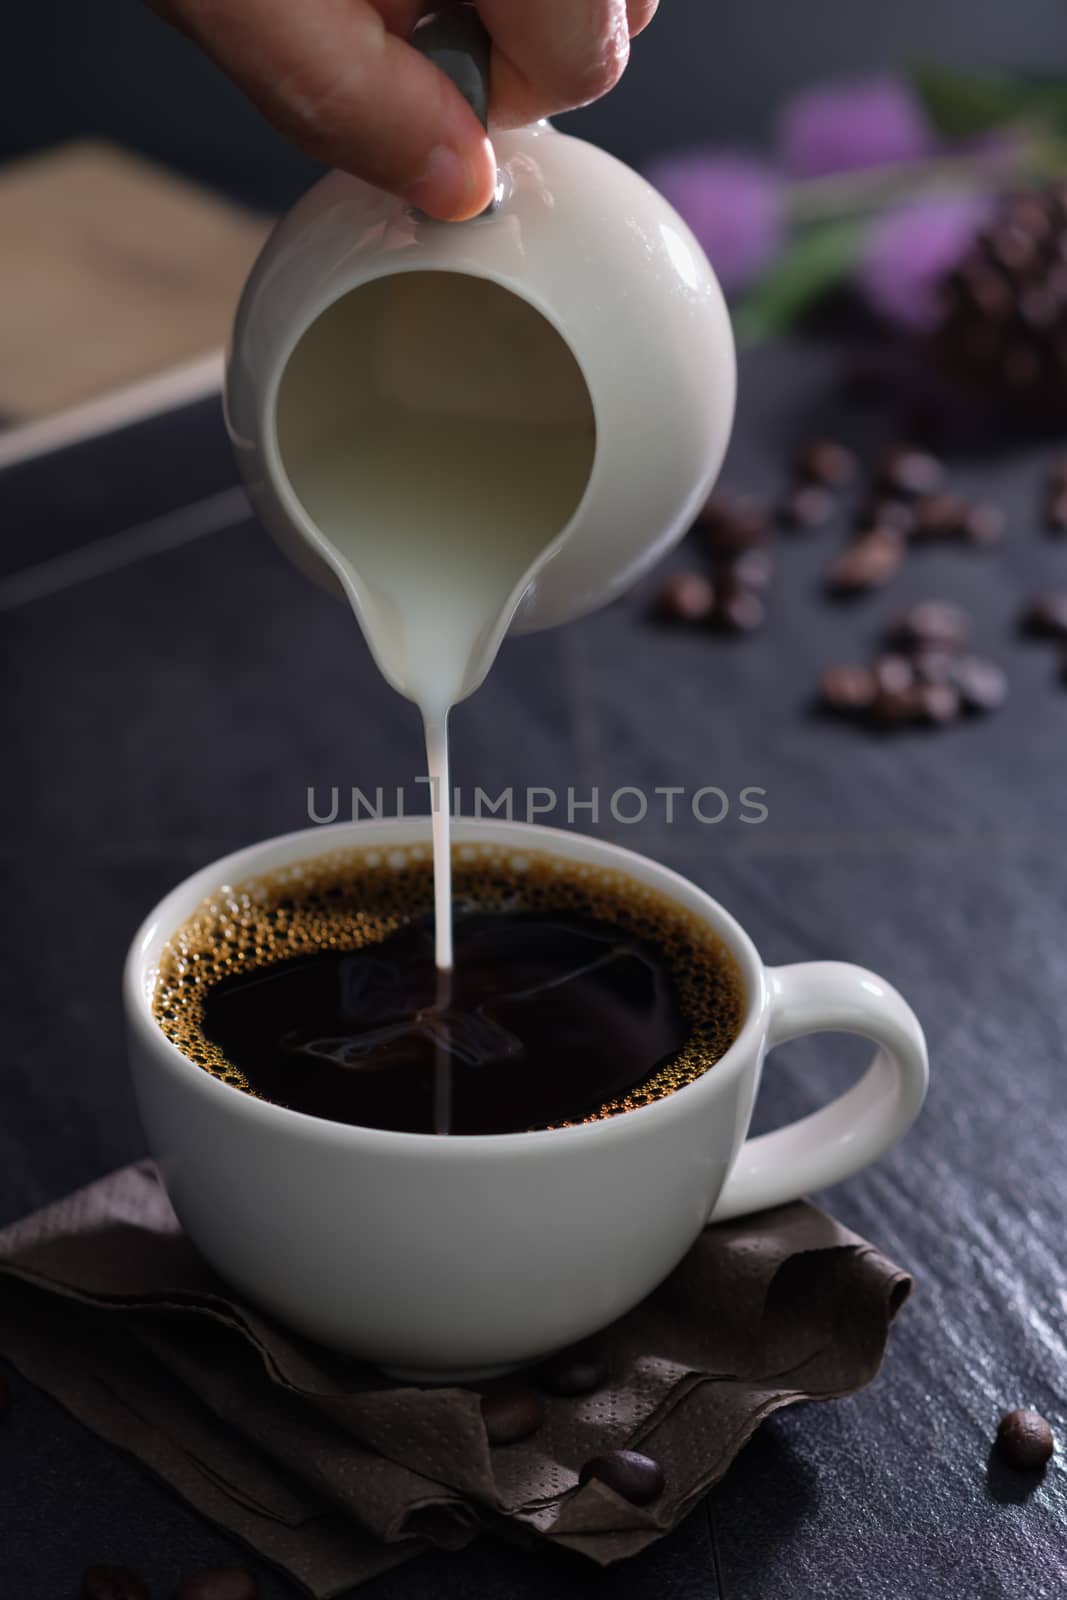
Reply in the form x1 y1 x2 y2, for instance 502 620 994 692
627 0 660 38
451 134 498 220
403 134 497 221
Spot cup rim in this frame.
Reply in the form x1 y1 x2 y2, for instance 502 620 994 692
124 818 769 1152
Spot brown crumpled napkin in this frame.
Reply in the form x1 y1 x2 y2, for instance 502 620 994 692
0 1162 911 1596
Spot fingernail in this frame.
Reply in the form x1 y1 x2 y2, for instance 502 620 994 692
405 139 496 221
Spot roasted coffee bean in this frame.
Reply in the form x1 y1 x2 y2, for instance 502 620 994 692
826 530 904 594
81 1566 150 1600
481 1387 545 1446
990 222 1039 274
781 485 834 529
695 491 738 532
889 601 968 653
914 682 961 725
579 1449 665 1505
876 444 944 499
874 654 916 696
1045 491 1067 533
1021 592 1067 638
696 494 769 555
912 650 957 685
537 1344 609 1397
961 264 1014 320
870 688 920 728
963 502 1005 547
795 438 856 488
713 584 766 633
702 519 770 559
820 664 877 715
1002 192 1055 238
857 498 916 537
1019 284 1060 330
174 1567 257 1600
951 657 1008 713
656 571 715 624
730 547 775 591
912 493 968 540
995 1409 1055 1470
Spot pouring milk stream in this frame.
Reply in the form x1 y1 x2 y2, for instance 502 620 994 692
225 6 735 993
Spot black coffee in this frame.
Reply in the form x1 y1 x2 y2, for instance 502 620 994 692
198 911 692 1135
155 845 745 1134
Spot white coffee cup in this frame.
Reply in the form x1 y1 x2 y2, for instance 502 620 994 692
125 818 927 1380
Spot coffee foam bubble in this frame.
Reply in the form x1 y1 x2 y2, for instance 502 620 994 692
153 843 746 1124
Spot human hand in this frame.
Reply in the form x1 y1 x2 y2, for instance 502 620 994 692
148 1 658 220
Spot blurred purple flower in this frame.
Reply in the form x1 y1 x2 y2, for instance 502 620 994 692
779 77 935 178
645 152 786 293
857 194 993 330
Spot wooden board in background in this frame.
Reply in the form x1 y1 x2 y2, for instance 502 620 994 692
0 140 271 422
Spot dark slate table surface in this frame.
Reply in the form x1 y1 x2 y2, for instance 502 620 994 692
1 339 1065 1599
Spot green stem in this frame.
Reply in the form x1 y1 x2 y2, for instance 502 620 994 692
785 129 1050 224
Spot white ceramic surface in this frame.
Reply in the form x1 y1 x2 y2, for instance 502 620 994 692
224 123 736 704
125 819 928 1378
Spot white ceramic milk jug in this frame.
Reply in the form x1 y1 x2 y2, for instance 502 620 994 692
225 4 736 709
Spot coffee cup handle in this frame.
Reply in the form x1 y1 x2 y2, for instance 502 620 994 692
709 962 928 1222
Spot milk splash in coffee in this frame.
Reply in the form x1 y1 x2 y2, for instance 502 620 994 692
274 270 597 972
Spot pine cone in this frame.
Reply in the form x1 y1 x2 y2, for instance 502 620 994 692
932 185 1067 425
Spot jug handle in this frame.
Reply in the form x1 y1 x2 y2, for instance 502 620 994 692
411 3 491 132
